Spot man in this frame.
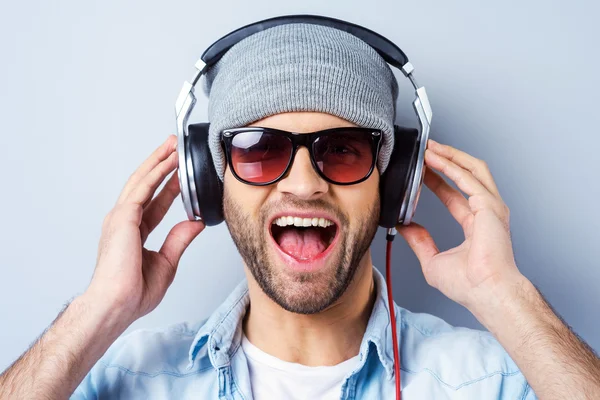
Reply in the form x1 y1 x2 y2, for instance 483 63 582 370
1 22 599 400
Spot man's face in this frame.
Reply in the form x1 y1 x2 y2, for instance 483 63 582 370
223 112 380 314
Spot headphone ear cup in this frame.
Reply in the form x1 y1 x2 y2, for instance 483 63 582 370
186 123 224 226
379 125 420 228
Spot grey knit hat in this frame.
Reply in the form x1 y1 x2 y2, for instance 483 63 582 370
201 22 399 180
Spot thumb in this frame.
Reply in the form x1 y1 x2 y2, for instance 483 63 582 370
396 222 439 266
159 220 206 268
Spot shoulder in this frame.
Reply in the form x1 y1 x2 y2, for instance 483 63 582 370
397 307 532 397
71 320 218 399
96 320 208 375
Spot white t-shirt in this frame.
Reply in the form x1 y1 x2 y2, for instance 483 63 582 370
241 334 360 400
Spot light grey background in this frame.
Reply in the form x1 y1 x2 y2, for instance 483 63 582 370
1 0 598 372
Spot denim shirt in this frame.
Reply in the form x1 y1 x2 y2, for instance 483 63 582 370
72 267 537 399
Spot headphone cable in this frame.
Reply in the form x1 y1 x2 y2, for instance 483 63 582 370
385 228 401 400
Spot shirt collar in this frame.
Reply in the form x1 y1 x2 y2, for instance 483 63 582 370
188 266 399 379
358 266 397 379
187 279 250 369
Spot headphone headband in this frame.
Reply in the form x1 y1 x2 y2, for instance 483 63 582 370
200 14 409 72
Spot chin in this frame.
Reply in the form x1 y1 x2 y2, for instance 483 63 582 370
255 242 353 314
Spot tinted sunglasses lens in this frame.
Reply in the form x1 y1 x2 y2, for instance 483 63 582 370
230 131 292 183
313 130 375 183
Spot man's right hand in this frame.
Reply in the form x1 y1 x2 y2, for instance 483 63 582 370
0 135 205 400
84 134 205 325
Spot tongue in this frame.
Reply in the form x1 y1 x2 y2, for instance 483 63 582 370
277 227 327 260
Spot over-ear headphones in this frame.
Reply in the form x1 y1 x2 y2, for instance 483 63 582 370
175 14 432 229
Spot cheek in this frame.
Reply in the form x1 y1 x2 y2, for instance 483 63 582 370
223 167 270 220
332 172 380 225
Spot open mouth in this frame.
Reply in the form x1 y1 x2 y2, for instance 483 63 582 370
270 216 338 261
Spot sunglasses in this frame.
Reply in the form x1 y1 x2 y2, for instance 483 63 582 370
221 126 383 186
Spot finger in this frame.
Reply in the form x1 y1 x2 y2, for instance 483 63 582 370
395 222 440 267
423 166 472 230
469 194 510 232
425 148 509 226
140 171 181 243
126 150 178 206
427 139 500 196
159 220 205 268
117 135 177 205
425 148 493 199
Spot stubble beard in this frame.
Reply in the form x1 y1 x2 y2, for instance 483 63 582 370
223 189 380 315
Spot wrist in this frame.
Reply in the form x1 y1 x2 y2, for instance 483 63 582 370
465 270 537 331
76 290 135 337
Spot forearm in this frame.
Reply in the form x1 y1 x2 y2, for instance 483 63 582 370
0 293 131 400
470 274 600 400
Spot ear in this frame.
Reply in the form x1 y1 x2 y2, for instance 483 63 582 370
378 125 419 228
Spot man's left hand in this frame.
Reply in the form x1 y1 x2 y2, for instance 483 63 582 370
396 139 524 312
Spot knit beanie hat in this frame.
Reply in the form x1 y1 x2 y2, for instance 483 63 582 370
201 22 399 180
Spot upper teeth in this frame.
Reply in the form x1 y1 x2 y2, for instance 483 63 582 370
273 216 334 228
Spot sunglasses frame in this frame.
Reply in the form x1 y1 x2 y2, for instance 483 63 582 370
221 126 383 186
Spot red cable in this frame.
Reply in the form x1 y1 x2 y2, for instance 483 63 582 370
385 238 401 400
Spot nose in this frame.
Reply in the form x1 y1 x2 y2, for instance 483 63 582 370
276 147 328 200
